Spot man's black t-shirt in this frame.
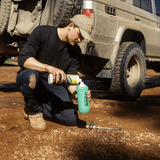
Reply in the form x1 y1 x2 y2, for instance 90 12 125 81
18 26 81 80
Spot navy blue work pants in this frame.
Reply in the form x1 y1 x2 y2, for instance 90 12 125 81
16 69 78 126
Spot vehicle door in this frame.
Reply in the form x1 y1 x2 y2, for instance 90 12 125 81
133 0 158 56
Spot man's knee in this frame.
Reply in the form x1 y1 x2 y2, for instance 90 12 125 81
17 69 39 89
28 72 37 89
65 116 77 126
55 109 78 126
63 110 78 126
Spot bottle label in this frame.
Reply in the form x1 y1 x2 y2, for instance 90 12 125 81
67 74 78 84
84 92 89 106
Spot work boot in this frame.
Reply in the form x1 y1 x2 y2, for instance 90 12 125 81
24 108 47 131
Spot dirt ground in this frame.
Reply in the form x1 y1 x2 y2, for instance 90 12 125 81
1 62 160 160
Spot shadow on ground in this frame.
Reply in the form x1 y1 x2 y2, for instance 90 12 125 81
0 83 19 92
72 137 158 160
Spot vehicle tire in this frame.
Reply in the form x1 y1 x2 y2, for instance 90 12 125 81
109 42 146 100
53 0 82 27
0 0 11 34
0 54 6 66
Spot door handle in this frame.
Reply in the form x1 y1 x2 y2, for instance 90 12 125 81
135 16 140 21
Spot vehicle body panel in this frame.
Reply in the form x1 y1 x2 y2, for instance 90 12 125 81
79 0 160 78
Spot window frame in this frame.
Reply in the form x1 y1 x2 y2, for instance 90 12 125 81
133 0 153 13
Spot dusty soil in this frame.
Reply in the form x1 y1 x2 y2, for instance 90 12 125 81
1 62 160 160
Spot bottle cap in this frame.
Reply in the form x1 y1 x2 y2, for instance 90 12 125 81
79 81 86 87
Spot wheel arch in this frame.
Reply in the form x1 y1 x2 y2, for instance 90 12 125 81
108 26 146 76
115 25 146 55
121 29 146 55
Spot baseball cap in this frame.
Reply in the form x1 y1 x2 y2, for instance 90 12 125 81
70 14 93 40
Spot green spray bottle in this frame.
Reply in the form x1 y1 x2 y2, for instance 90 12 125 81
76 81 90 114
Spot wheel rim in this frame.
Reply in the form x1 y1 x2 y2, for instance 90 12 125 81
126 55 140 88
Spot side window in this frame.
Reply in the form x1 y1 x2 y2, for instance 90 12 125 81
141 0 152 13
133 0 141 8
133 0 152 13
155 0 160 16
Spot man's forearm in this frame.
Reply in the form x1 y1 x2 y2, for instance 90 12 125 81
23 57 48 72
23 57 66 83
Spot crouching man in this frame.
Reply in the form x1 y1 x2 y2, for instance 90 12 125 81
16 14 92 130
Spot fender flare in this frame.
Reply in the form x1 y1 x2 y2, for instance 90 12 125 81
109 25 146 70
115 25 145 43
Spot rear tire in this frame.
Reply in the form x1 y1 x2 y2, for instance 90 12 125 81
109 42 146 100
0 0 11 34
53 0 82 27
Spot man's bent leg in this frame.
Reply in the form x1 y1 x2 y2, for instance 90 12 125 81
42 102 78 126
55 102 78 126
39 79 78 126
16 69 41 112
16 69 46 130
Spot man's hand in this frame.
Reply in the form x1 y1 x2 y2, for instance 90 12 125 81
68 85 91 101
88 90 92 101
74 89 91 101
46 65 66 83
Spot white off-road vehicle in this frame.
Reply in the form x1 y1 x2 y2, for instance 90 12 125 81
79 0 160 100
1 0 160 100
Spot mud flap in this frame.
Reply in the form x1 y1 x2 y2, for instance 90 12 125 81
7 0 42 35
